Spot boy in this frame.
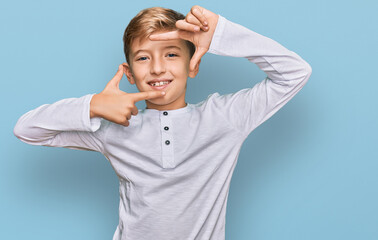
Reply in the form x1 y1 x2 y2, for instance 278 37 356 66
14 5 312 240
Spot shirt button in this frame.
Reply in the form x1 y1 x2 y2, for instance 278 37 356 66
165 140 170 145
164 126 169 131
163 111 168 116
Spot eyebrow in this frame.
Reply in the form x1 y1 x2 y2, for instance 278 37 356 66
133 46 182 56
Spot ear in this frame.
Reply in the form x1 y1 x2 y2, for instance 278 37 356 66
188 59 201 78
122 62 135 85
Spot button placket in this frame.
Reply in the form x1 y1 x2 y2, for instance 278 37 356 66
160 111 174 168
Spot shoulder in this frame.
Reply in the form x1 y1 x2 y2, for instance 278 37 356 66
199 88 253 107
189 89 250 115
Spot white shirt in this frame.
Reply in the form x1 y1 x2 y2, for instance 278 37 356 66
14 15 312 240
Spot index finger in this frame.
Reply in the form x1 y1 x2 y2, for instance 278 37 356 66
149 31 180 41
131 90 166 102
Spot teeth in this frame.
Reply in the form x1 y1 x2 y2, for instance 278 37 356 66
151 81 170 87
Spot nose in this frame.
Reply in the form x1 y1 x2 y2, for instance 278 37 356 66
150 58 166 75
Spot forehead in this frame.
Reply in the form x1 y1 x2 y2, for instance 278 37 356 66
130 34 189 56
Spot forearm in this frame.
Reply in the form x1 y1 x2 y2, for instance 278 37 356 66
206 15 312 136
208 15 312 85
14 94 102 145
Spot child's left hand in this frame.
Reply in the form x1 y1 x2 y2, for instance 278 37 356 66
149 5 219 72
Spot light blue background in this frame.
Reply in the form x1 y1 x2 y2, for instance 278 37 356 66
1 0 377 239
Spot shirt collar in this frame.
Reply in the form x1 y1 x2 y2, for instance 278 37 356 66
140 103 193 116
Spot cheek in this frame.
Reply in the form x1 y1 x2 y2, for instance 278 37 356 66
172 60 190 77
129 69 145 90
131 66 147 82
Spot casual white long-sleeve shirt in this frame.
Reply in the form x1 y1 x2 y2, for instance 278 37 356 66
14 15 312 240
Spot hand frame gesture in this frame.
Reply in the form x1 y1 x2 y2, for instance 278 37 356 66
149 5 219 72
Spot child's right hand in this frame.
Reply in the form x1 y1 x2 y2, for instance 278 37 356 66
90 64 166 127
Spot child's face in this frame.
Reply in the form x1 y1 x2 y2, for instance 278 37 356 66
123 32 200 110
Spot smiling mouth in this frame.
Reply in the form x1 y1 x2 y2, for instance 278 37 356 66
148 80 173 87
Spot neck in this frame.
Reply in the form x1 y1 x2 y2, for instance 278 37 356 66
146 99 187 111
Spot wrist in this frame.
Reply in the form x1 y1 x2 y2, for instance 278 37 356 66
90 94 100 118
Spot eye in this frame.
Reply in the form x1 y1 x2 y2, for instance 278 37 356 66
136 56 148 61
167 53 178 58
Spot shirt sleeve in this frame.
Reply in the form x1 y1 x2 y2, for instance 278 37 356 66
13 93 106 153
207 15 312 137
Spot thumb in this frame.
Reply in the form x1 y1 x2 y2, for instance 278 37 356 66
190 47 207 72
105 64 124 90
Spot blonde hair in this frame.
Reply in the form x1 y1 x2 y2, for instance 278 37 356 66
123 7 196 64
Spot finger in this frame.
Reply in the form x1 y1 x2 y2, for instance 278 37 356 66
150 29 192 42
186 14 208 32
186 13 201 26
149 31 181 41
176 19 201 32
190 47 207 71
131 90 166 103
105 64 124 89
191 6 208 26
122 120 130 127
131 106 138 116
149 26 195 42
176 29 194 42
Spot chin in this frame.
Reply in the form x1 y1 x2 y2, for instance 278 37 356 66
147 97 169 105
